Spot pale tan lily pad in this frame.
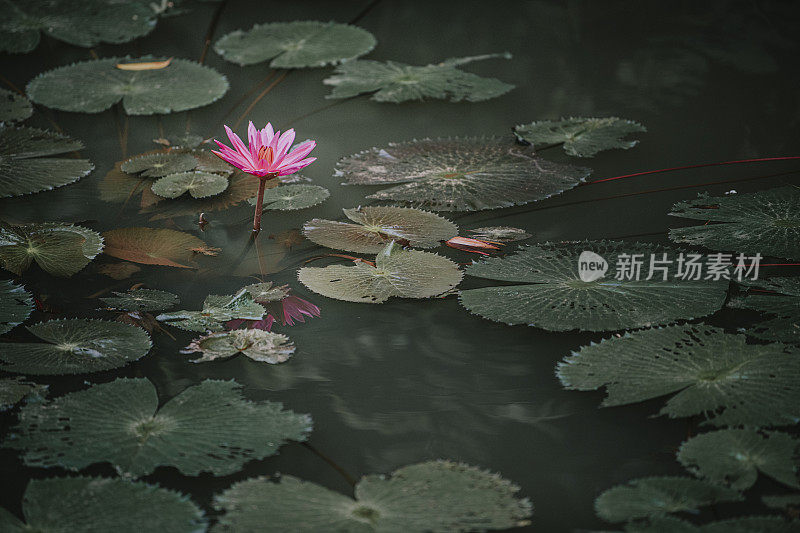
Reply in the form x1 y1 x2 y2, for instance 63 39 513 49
181 330 295 364
303 206 458 254
298 241 462 303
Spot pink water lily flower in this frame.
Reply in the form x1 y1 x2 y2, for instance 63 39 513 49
225 291 320 332
212 121 316 233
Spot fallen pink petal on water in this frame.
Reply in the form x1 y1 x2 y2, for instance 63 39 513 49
444 236 503 256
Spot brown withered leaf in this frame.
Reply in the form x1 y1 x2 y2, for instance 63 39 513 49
97 262 141 280
102 227 217 268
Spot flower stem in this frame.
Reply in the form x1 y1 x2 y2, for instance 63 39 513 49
252 173 278 234
252 176 268 234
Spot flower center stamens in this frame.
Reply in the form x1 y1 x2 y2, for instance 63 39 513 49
258 146 274 164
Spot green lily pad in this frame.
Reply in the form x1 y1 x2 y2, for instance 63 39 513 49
151 171 229 199
181 330 295 364
729 277 800 344
27 57 229 115
677 429 800 490
143 170 264 220
100 288 180 312
513 117 646 157
763 494 800 510
0 125 94 198
215 21 376 68
157 286 266 332
0 476 206 532
0 89 33 122
468 226 531 242
0 280 33 335
249 184 330 211
298 241 463 303
557 323 800 427
595 476 742 523
0 377 47 411
0 222 103 277
121 152 199 178
213 460 532 532
303 206 458 254
0 318 152 375
6 378 312 476
625 516 797 532
460 241 728 332
324 53 514 103
669 186 800 260
0 0 156 54
336 137 590 211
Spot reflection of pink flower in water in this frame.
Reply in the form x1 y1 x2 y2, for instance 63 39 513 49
226 290 320 332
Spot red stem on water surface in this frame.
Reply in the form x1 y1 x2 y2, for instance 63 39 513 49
586 156 800 185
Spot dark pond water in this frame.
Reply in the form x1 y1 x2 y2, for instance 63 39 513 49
1 1 800 531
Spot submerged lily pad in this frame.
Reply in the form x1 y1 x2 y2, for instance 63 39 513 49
0 318 151 375
729 277 800 344
213 460 532 532
468 226 532 242
460 241 727 332
303 206 458 253
157 286 266 332
102 227 217 268
97 262 141 279
0 89 33 122
677 429 800 490
249 184 329 211
181 330 295 364
6 378 312 476
595 476 742 523
669 186 800 260
763 494 800 510
0 280 33 335
151 171 229 199
153 133 206 150
625 515 797 532
121 152 199 178
298 242 462 303
0 222 103 277
27 57 229 115
513 117 646 157
0 377 47 411
336 138 590 211
215 21 376 68
0 0 157 53
557 323 800 427
324 53 514 103
100 288 180 313
0 125 94 198
0 476 206 532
